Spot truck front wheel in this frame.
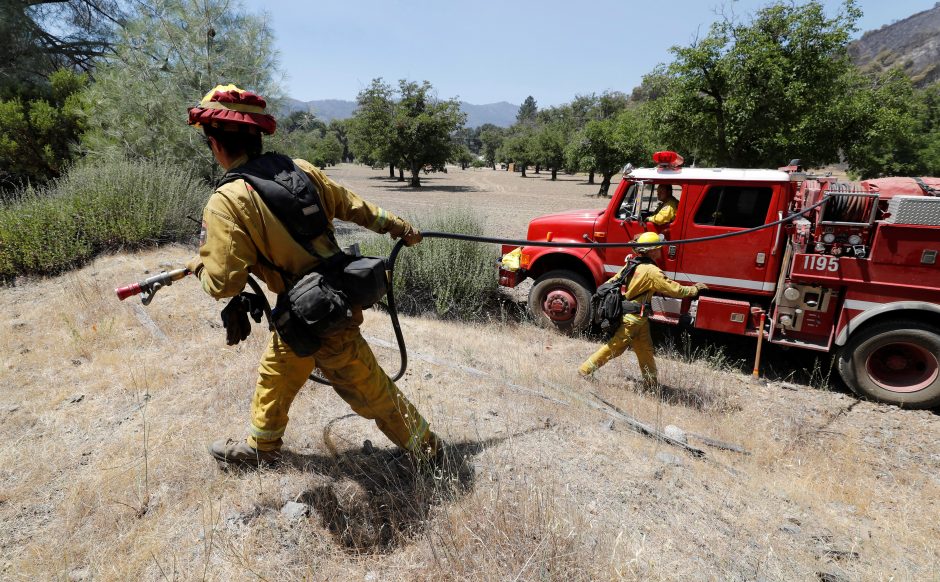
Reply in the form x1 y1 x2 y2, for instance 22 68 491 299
837 319 940 408
528 269 593 335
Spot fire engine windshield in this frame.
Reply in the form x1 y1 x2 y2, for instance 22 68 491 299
616 183 639 218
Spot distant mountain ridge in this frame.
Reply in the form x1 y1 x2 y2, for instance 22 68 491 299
282 98 519 128
849 3 940 86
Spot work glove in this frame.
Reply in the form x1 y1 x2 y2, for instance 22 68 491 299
694 282 708 293
401 226 423 247
185 256 203 278
391 221 423 246
220 292 265 346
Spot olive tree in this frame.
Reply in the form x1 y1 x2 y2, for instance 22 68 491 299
349 78 396 174
389 80 466 187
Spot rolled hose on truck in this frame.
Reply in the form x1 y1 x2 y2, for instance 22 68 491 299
117 195 831 386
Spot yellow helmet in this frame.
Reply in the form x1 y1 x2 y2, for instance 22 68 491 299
635 232 664 253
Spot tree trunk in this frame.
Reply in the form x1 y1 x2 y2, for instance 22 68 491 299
588 170 595 184
534 164 541 174
410 163 421 187
389 163 394 178
598 172 615 197
398 167 405 182
551 168 557 181
520 164 527 177
491 162 497 170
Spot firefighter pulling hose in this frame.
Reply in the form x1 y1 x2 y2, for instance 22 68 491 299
117 196 832 381
115 85 939 470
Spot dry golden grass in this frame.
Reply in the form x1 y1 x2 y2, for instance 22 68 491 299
1 165 938 580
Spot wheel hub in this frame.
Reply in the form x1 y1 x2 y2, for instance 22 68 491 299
543 289 576 322
866 342 940 393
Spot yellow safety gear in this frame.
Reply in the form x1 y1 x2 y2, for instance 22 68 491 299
579 315 657 387
247 325 433 454
187 156 415 297
579 263 698 388
189 157 434 454
635 231 665 252
650 196 678 226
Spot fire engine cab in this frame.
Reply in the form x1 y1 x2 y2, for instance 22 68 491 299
498 152 940 408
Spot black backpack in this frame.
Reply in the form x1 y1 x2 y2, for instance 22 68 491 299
219 152 333 257
590 257 652 333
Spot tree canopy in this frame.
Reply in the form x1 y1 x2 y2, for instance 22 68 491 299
349 78 395 169
391 80 466 187
648 0 863 168
0 0 124 96
350 78 466 186
0 69 86 190
516 95 537 126
78 0 280 178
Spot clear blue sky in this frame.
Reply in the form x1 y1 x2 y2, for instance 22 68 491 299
241 0 938 107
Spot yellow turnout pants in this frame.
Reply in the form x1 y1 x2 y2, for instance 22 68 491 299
579 315 657 388
247 326 435 454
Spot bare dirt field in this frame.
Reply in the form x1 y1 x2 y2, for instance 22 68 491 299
325 164 613 238
0 164 937 581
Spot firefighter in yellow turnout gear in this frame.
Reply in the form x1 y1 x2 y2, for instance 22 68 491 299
579 232 706 389
185 84 440 466
649 184 679 226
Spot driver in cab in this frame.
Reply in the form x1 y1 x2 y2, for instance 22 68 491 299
649 183 679 226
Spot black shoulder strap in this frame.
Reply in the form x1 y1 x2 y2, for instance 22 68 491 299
622 256 654 302
219 153 335 258
913 177 939 197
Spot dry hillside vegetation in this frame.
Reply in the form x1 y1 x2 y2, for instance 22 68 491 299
0 166 937 580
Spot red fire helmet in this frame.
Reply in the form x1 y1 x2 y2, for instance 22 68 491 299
187 84 276 135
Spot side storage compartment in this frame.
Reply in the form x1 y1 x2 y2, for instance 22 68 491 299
694 297 752 335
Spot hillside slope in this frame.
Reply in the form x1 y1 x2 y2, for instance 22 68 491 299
0 245 937 580
850 3 940 86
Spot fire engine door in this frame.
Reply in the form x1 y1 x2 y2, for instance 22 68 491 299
603 181 640 277
669 183 782 295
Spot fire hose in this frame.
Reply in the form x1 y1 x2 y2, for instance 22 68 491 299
116 195 831 386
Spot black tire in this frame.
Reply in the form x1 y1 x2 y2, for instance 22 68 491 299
837 319 940 408
527 269 593 335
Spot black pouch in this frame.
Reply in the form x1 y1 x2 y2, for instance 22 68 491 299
342 256 387 307
621 300 642 315
272 271 352 357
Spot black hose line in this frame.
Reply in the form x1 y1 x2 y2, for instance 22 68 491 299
378 194 828 384
267 195 830 386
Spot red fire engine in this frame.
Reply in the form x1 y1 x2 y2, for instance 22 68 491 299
498 152 940 408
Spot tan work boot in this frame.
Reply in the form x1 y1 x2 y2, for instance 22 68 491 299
209 438 281 467
578 363 598 381
411 438 474 486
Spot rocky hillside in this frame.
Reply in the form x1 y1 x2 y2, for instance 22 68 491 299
849 3 940 86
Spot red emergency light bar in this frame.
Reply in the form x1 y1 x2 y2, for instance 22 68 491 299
653 150 684 168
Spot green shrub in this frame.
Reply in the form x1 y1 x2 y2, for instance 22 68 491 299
0 158 207 279
356 207 500 320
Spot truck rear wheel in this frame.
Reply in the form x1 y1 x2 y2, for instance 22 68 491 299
837 319 940 408
527 269 593 335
